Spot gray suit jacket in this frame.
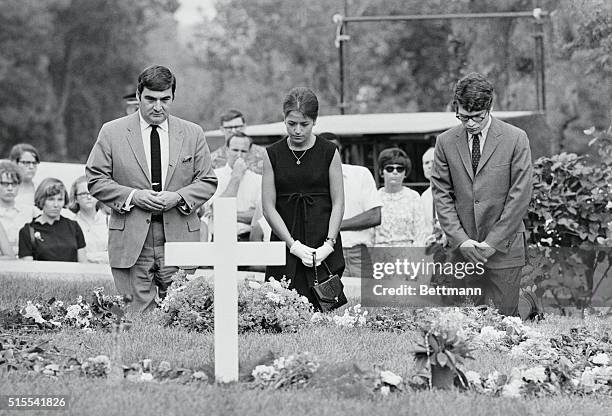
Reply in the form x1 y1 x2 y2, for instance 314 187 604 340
86 112 217 268
431 117 533 268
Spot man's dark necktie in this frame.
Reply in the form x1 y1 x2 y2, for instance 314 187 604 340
471 133 481 174
150 125 162 192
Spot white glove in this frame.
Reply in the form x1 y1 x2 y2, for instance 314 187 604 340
290 240 315 267
314 242 334 266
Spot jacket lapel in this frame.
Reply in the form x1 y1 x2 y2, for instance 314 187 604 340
164 115 185 189
454 126 474 181
476 117 503 175
126 113 150 182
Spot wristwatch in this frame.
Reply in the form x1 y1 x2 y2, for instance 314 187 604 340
325 237 336 246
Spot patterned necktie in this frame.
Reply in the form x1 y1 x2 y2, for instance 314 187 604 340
150 125 162 191
471 133 481 174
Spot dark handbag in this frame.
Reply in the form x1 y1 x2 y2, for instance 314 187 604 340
311 253 347 312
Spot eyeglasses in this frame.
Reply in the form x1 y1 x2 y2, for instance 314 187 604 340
384 165 406 173
76 192 91 198
456 111 488 123
18 161 39 167
0 181 18 188
222 124 245 131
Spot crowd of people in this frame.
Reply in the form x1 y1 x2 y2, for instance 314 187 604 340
0 148 110 263
3 65 533 316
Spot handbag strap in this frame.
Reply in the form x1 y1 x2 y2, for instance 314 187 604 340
312 253 318 285
312 253 333 285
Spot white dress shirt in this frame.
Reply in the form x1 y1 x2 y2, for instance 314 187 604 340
124 113 170 209
340 164 383 248
467 115 492 154
139 113 170 190
205 165 262 235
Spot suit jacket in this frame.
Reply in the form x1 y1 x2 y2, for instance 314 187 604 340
86 112 217 268
431 117 533 268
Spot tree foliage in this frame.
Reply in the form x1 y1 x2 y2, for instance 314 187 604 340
0 0 179 161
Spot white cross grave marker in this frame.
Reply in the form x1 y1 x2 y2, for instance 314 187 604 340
165 197 285 383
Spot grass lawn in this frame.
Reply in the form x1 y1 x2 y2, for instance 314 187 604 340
1 273 612 416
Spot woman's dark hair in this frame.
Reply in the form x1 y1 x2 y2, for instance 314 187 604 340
0 159 23 185
452 72 494 112
282 87 319 121
137 65 176 98
9 143 40 164
34 178 68 210
377 148 412 174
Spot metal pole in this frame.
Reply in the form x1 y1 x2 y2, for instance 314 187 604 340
343 10 549 23
342 0 349 114
339 24 345 114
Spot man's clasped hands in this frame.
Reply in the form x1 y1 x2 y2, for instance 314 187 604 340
132 190 183 212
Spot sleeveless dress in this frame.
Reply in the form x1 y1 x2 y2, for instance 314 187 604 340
265 136 345 304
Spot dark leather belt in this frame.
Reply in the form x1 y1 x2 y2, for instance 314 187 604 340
151 214 163 223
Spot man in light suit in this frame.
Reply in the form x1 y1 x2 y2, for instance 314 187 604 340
86 65 217 312
431 72 533 316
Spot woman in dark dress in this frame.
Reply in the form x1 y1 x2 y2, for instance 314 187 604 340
19 177 86 262
262 87 345 305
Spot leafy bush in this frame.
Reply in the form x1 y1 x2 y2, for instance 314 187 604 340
526 129 612 311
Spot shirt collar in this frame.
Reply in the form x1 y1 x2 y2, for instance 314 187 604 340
469 115 492 141
138 111 169 132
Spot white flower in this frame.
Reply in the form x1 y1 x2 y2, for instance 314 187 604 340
23 302 46 324
477 326 506 343
265 292 284 304
464 370 482 386
93 355 111 367
380 370 402 386
591 353 610 366
248 281 262 290
66 304 82 319
607 200 612 210
502 378 524 398
140 373 154 382
300 296 310 304
34 231 44 242
273 357 287 370
252 365 277 382
521 366 546 383
268 278 283 291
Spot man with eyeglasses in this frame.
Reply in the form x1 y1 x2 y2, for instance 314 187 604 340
431 72 533 316
210 109 266 174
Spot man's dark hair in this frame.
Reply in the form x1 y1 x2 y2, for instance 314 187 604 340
137 65 176 98
452 72 494 112
318 132 341 150
219 109 245 126
227 131 253 149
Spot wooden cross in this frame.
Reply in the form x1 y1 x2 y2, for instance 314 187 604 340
165 197 285 383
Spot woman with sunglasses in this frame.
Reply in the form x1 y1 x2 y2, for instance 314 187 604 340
374 148 427 247
262 87 345 306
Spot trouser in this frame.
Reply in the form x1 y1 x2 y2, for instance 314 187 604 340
441 265 522 316
342 245 373 278
111 220 178 312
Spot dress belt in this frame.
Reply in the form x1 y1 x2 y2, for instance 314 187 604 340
279 192 327 236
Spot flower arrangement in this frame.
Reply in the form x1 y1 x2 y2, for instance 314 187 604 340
158 273 313 333
252 352 319 389
1 288 129 331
